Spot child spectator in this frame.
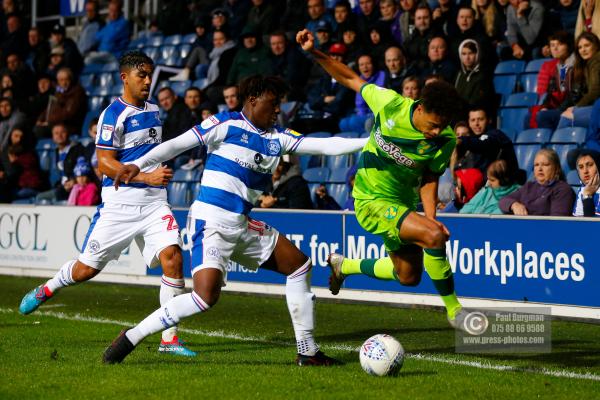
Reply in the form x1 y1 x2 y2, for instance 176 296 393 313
460 159 520 214
401 75 421 99
67 157 99 206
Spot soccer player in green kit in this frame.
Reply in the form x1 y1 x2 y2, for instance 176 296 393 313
296 29 469 330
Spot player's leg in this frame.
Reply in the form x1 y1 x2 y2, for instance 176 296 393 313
244 223 339 366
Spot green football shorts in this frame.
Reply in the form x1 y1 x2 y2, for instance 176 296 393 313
354 198 415 252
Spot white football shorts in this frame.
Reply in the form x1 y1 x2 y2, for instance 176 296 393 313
187 215 279 279
79 201 182 270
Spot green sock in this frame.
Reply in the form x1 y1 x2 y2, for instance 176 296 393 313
423 248 462 319
341 257 398 281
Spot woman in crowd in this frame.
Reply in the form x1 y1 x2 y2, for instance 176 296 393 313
472 0 505 44
499 148 575 216
0 127 43 201
460 159 520 214
572 149 600 217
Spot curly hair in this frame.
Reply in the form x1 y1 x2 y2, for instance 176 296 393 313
238 75 288 104
420 80 465 124
119 50 154 72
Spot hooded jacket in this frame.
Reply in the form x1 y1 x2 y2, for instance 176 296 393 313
454 39 495 111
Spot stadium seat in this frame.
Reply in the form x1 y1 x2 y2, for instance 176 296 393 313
160 45 178 60
173 168 201 182
303 167 330 183
127 37 145 49
327 183 348 207
306 131 332 139
179 44 192 59
80 74 94 89
504 92 537 107
97 72 114 88
514 144 542 172
550 127 587 145
82 63 104 74
494 60 526 75
146 35 163 47
92 86 111 96
337 131 360 138
192 78 207 89
81 110 100 136
519 73 538 93
329 166 350 183
144 47 159 60
525 58 551 73
499 107 529 132
182 33 197 44
299 154 322 171
88 96 106 112
566 170 581 186
502 128 518 142
493 74 517 96
170 80 191 97
110 83 122 96
101 61 119 72
515 128 552 144
162 55 182 67
326 154 349 171
37 139 55 172
360 132 370 138
195 64 209 79
167 181 189 207
163 34 182 46
550 143 578 172
190 182 201 200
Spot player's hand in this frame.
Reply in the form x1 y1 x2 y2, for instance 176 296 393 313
512 44 524 59
517 1 529 16
584 0 595 19
511 202 528 216
114 164 141 190
143 165 173 187
296 29 315 52
432 7 442 19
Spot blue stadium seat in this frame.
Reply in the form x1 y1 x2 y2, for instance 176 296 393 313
110 83 122 96
163 34 182 45
515 128 552 144
493 74 517 96
550 127 587 145
167 182 189 207
326 154 349 171
160 45 178 60
144 47 159 60
329 166 350 183
306 131 332 139
499 107 529 132
88 96 107 112
519 73 538 93
303 167 330 183
504 92 537 107
79 74 94 89
170 80 191 97
182 33 197 44
101 61 119 72
514 144 542 172
38 149 54 172
82 63 104 74
195 64 209 79
502 128 518 142
81 110 99 136
192 78 207 89
327 183 348 207
173 168 201 182
97 72 114 88
146 35 163 47
299 154 322 171
162 55 182 67
525 58 551 73
360 132 370 138
566 170 581 186
92 86 111 96
179 44 192 59
127 37 145 49
494 60 526 75
550 143 578 172
190 182 201 199
337 131 360 138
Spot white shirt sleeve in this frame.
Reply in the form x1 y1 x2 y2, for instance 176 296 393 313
132 128 201 169
291 137 368 155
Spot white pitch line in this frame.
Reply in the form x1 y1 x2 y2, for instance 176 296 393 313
3 307 599 382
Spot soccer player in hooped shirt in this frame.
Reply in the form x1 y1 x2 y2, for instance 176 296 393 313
102 75 367 365
296 29 471 330
19 51 196 356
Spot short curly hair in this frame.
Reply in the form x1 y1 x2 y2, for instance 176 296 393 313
119 50 154 72
238 75 288 104
420 80 465 124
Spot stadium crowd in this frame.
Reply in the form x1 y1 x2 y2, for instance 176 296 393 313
1 0 600 217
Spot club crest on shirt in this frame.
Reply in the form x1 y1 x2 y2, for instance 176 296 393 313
417 140 432 154
88 240 101 253
101 124 113 141
267 141 281 156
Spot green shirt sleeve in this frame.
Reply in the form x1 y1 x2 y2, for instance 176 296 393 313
360 83 402 115
428 132 456 175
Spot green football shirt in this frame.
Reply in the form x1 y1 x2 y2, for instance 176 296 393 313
353 83 456 207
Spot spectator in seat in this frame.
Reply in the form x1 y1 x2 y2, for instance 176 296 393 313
203 29 237 104
356 0 380 37
339 24 364 69
405 5 439 71
552 0 579 36
401 75 421 100
183 87 203 126
421 36 458 83
454 39 495 113
268 31 310 101
459 107 521 181
258 160 313 209
3 53 35 98
378 0 402 45
169 22 209 81
94 0 130 59
49 24 83 77
77 0 103 56
314 184 341 210
35 123 85 203
398 0 418 46
35 67 87 138
575 0 600 39
84 117 100 180
460 159 520 214
210 8 231 37
0 14 27 59
500 148 575 216
223 0 252 39
553 32 600 129
157 87 193 142
26 27 50 76
571 148 600 217
472 0 505 44
314 21 334 53
432 0 460 36
585 97 600 151
449 6 497 69
504 0 545 60
45 46 67 80
0 97 26 150
223 85 241 112
246 0 276 37
383 46 413 93
533 31 575 129
0 127 43 202
333 1 356 41
367 23 394 70
226 27 271 86
306 0 335 39
27 74 53 120
339 53 385 133
67 156 100 206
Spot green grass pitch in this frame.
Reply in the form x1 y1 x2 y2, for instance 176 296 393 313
1 275 599 399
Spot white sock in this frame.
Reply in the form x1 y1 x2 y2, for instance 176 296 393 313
286 259 319 356
44 260 77 294
159 275 185 342
126 291 209 346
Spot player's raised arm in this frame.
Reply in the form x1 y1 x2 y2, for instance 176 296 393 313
293 136 367 156
296 29 366 93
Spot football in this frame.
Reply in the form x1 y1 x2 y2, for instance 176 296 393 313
359 334 405 376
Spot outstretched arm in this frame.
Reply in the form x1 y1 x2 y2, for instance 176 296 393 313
294 137 367 156
296 29 365 93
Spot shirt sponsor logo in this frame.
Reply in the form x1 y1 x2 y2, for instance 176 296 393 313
284 128 302 137
254 153 264 164
373 129 415 168
149 127 157 138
